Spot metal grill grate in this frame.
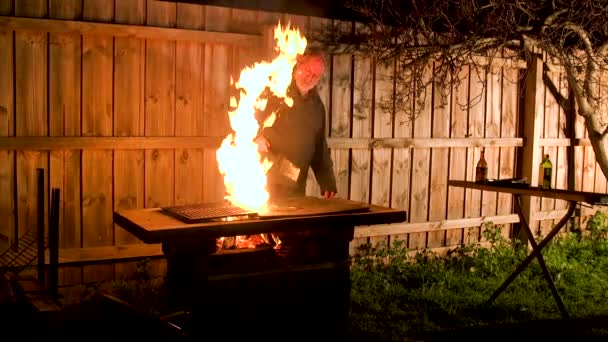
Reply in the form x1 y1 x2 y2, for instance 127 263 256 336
161 201 257 223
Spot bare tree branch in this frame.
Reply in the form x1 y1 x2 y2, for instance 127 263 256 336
314 0 608 180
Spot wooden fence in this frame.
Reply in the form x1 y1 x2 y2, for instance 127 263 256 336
0 0 606 293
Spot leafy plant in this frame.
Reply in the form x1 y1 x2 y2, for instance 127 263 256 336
106 259 169 315
587 210 608 241
350 220 608 341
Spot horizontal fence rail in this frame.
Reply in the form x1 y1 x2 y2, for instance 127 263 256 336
0 15 263 46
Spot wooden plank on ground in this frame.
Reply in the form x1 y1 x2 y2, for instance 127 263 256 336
428 64 450 248
446 66 469 246
81 0 114 284
56 244 164 266
408 64 433 250
15 0 48 242
203 6 231 202
370 58 393 249
175 3 204 206
49 0 82 290
497 67 517 239
0 17 15 246
349 53 372 255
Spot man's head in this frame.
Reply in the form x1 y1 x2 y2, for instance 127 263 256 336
294 49 326 95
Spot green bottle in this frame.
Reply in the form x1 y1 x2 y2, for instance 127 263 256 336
539 154 552 189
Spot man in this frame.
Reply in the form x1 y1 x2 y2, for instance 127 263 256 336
255 49 337 199
254 48 338 250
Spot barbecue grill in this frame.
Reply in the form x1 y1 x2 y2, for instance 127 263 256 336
114 196 407 339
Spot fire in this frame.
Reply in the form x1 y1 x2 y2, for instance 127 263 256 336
216 22 307 212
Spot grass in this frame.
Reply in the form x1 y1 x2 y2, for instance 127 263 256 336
349 212 608 340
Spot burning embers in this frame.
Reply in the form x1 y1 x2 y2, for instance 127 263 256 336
215 22 307 213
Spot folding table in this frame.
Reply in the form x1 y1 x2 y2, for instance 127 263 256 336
448 179 608 318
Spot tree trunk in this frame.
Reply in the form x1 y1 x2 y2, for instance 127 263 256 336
583 111 608 185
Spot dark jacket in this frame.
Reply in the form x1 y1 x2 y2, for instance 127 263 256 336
256 84 337 197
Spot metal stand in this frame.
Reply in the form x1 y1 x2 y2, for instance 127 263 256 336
48 188 60 299
486 195 576 319
36 168 45 284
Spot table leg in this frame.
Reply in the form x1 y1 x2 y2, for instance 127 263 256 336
162 238 215 312
486 196 576 319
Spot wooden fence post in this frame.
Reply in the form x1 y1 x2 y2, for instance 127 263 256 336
517 54 545 245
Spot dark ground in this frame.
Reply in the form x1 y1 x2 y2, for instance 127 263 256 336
3 292 608 342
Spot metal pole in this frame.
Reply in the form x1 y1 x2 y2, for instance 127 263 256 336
36 168 45 285
49 188 60 299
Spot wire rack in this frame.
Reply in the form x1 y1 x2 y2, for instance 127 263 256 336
161 201 258 223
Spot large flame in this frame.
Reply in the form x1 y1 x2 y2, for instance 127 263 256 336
216 22 307 212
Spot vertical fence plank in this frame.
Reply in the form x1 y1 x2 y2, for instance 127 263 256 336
283 13 309 35
579 75 595 224
349 54 372 255
230 8 258 72
15 0 45 17
49 0 82 293
464 66 486 243
571 88 584 230
595 75 608 197
540 71 561 235
81 0 114 284
49 0 81 19
0 8 14 247
497 67 517 239
113 0 147 279
175 3 204 206
555 72 569 211
370 59 393 249
15 0 48 243
145 1 176 209
409 64 433 250
428 65 450 248
0 1 12 14
519 57 544 242
481 66 500 221
203 6 231 202
446 67 470 246
305 17 330 197
391 61 413 247
581 127 596 225
330 20 352 200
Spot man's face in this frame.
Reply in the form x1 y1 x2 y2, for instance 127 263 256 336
294 55 325 95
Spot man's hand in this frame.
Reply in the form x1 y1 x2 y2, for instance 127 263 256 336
323 191 336 199
255 136 270 153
